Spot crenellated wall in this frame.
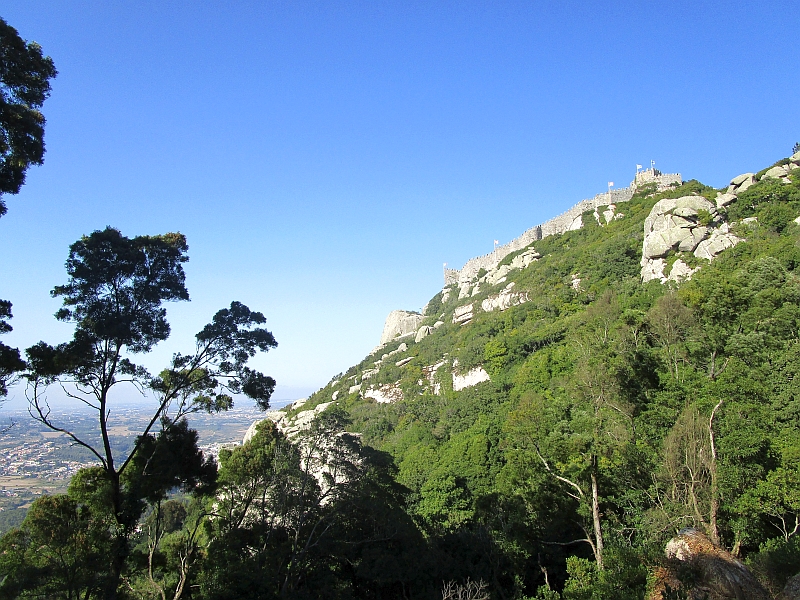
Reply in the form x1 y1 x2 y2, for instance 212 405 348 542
444 168 681 285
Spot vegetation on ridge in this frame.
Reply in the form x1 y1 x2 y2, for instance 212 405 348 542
2 151 800 599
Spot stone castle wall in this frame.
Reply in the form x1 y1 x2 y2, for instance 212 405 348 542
444 169 681 285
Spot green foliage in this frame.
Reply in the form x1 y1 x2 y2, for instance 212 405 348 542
8 155 800 598
0 300 25 397
695 208 713 227
0 17 58 217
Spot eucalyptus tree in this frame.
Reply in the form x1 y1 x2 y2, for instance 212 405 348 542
23 226 277 599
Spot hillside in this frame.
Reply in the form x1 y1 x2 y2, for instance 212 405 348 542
270 150 800 598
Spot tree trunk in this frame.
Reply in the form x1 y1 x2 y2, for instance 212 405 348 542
591 462 604 570
708 400 723 546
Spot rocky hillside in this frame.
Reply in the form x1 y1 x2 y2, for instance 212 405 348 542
258 149 800 599
286 151 800 411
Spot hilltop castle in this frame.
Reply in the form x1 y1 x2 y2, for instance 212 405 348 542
443 166 681 285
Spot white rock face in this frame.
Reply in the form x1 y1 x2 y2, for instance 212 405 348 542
694 232 741 261
452 366 491 391
423 359 448 395
458 282 472 299
379 310 424 345
666 259 699 283
361 367 379 380
415 325 432 342
433 320 445 329
509 248 541 270
481 287 528 312
364 384 403 404
715 192 737 209
453 303 474 325
485 264 511 286
761 165 789 179
641 195 742 283
395 357 413 367
244 400 334 442
728 173 756 194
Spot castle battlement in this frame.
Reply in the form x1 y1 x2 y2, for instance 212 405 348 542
444 166 681 286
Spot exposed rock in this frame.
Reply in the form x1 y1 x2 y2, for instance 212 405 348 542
509 248 541 270
452 366 491 391
784 573 800 599
395 356 413 367
715 192 737 209
423 359 448 395
379 310 424 345
792 151 800 163
694 232 741 261
441 288 452 303
244 401 335 442
361 367 379 380
453 303 474 325
571 273 582 291
481 287 528 312
457 282 472 299
485 264 511 286
470 283 481 296
363 384 403 404
642 257 667 282
641 195 738 283
331 390 339 401
349 384 361 394
728 173 756 194
595 203 621 224
415 325 432 342
667 259 699 283
433 320 445 329
763 165 791 180
649 529 770 600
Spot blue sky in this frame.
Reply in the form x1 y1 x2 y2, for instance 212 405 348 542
1 1 798 408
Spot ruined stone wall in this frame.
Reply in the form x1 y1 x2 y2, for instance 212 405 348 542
446 183 649 285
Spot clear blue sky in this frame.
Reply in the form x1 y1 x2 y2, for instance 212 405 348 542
1 1 797 407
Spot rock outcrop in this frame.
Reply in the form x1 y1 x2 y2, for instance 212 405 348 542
415 325 432 342
243 398 334 442
453 303 474 325
452 366 491 391
444 167 681 286
379 310 424 345
481 283 528 312
762 163 798 183
641 195 741 283
727 172 756 195
649 529 770 600
363 383 403 404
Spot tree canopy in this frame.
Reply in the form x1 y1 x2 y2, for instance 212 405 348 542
0 16 57 217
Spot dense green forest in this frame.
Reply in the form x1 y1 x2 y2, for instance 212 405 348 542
2 152 800 600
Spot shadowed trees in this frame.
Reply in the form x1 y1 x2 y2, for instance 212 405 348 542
21 227 277 599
